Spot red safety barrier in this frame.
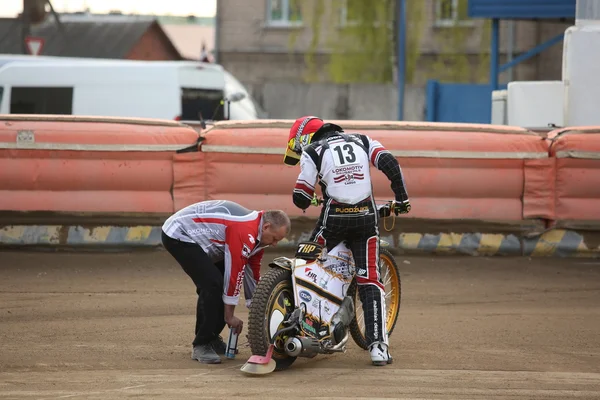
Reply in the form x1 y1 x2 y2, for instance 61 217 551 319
199 120 553 222
11 116 600 232
0 115 202 217
173 152 206 211
547 127 600 228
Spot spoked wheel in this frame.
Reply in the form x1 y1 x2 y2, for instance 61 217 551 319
347 248 402 350
247 267 297 371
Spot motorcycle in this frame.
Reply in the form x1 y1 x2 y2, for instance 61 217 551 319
240 200 403 375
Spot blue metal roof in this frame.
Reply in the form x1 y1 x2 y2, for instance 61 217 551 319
468 0 576 19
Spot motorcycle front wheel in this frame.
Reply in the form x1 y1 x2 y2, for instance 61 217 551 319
247 267 297 371
347 248 402 350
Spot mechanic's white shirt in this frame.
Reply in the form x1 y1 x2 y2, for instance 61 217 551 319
161 200 265 305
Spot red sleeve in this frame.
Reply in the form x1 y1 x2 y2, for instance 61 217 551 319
247 248 264 282
222 224 254 305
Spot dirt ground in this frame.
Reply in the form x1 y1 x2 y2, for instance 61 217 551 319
0 248 599 399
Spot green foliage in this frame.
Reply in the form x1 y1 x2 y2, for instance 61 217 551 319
287 0 488 84
429 29 471 83
405 1 426 83
288 0 425 84
475 19 491 83
429 0 490 83
305 0 326 82
326 0 394 84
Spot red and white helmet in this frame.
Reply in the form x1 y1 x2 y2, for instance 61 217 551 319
283 116 325 166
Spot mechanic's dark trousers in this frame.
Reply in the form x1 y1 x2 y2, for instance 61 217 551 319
161 231 226 347
310 197 388 347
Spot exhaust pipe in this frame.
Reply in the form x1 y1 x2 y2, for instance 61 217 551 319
284 336 320 358
329 329 350 352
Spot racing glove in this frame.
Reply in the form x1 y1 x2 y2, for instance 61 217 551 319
311 193 320 207
378 205 392 218
393 199 411 215
378 199 411 218
310 193 323 207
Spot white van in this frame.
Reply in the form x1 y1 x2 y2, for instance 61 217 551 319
0 56 265 121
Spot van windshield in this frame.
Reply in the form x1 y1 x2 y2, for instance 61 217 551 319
181 87 224 121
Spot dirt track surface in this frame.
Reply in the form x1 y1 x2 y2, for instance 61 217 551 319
1 249 599 399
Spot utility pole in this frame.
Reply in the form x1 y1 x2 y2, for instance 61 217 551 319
214 0 220 64
396 0 406 120
21 1 31 54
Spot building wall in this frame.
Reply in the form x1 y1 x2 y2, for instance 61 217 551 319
217 0 573 122
217 0 367 85
126 24 182 61
246 81 426 122
217 0 339 54
536 21 571 81
218 0 572 86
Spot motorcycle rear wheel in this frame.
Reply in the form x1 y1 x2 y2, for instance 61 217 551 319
347 248 402 350
247 267 297 371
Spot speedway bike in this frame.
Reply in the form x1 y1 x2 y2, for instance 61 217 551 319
241 200 403 374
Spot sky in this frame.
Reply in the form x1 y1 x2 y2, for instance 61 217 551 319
0 0 216 17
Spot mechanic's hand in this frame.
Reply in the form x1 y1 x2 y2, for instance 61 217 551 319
225 315 244 335
393 200 411 215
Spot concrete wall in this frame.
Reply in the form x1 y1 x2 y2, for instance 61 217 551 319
216 0 572 122
216 0 572 87
248 82 426 121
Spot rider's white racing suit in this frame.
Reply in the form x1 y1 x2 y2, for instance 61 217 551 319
292 128 410 354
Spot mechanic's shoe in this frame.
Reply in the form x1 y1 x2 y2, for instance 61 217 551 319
209 336 239 355
369 341 393 366
192 344 221 364
209 336 227 355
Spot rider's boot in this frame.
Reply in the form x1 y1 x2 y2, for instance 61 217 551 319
330 296 355 345
359 284 392 366
369 341 393 366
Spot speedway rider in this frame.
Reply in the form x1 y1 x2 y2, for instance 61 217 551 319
283 116 411 366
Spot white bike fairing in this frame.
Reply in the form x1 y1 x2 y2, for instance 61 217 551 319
291 242 355 339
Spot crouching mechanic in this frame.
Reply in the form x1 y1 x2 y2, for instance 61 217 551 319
283 116 411 366
161 200 291 364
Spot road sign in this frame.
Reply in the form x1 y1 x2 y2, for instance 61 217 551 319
24 36 45 56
